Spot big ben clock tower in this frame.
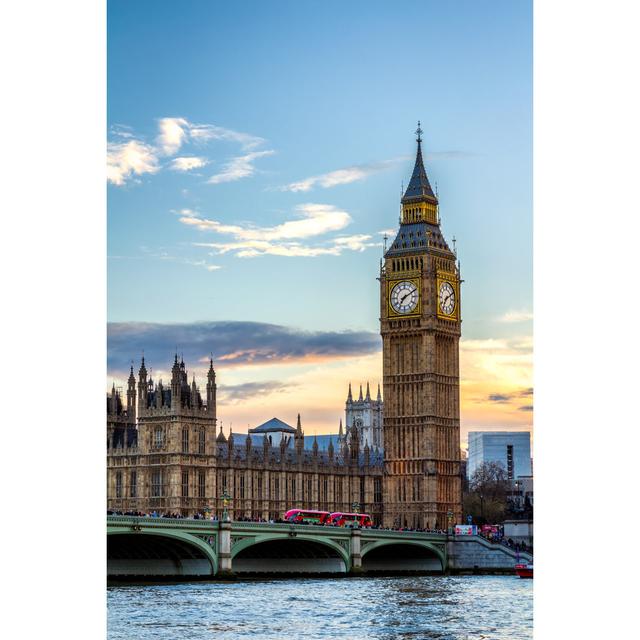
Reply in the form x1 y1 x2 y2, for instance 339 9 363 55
380 123 462 530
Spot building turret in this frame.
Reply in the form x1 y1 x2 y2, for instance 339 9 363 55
138 356 148 413
171 354 181 410
377 383 382 402
216 423 227 443
155 380 164 408
294 413 304 455
328 438 335 462
347 382 353 404
126 364 136 414
350 424 360 462
312 435 319 457
365 381 371 401
364 442 370 467
338 418 344 443
227 429 234 459
206 357 217 418
246 432 252 454
358 384 363 402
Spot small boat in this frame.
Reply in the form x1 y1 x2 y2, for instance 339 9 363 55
515 563 533 578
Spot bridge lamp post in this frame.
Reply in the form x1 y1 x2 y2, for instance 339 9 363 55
447 509 453 535
352 501 361 528
221 490 231 522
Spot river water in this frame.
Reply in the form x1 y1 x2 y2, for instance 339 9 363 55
107 576 532 639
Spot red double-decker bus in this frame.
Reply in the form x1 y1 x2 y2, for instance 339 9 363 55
329 512 373 528
283 509 331 524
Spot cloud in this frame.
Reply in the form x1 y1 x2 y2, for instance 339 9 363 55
281 159 400 192
107 321 381 374
107 140 160 186
181 204 378 258
135 246 221 272
157 117 189 155
498 309 534 323
207 150 275 184
519 405 534 412
108 117 268 186
218 380 297 404
170 156 209 171
188 124 265 150
487 388 534 404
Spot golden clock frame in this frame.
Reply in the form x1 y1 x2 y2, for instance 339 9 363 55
436 270 459 321
387 276 421 318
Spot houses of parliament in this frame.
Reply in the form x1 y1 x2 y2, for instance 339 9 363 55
107 126 463 529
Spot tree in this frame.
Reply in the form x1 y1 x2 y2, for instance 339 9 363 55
463 461 510 525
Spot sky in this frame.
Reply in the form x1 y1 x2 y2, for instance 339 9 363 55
107 0 532 448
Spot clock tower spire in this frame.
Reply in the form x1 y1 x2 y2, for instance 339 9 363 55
380 123 462 530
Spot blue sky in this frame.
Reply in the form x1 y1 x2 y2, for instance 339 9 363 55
107 0 532 439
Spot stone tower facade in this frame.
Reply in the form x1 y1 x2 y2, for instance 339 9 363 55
344 382 383 449
380 124 462 529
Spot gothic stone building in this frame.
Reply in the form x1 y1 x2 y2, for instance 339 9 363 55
107 126 463 529
107 356 384 522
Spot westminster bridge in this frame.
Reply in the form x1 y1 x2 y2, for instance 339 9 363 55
107 515 532 578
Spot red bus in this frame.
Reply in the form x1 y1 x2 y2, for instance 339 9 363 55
284 509 331 524
329 512 373 528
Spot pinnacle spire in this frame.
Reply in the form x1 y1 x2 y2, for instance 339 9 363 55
339 418 343 437
365 381 371 400
358 384 363 402
377 383 381 402
402 121 437 204
347 382 353 403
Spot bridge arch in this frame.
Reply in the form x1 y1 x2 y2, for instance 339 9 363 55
107 529 217 578
231 533 349 574
361 539 445 573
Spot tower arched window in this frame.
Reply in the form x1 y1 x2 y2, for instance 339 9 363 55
182 427 189 453
198 427 205 454
154 427 164 449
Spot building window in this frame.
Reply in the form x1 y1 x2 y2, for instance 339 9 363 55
307 477 312 502
151 470 163 497
374 477 382 503
198 427 205 454
360 476 365 506
240 474 245 499
198 470 205 498
153 427 164 450
182 428 189 453
257 477 263 499
115 471 122 498
274 478 280 500
291 478 296 499
507 445 514 480
181 471 189 497
129 471 137 498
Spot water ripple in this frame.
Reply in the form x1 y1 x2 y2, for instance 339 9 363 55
108 576 532 640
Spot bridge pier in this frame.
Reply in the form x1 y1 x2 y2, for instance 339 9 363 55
350 528 362 574
217 520 233 576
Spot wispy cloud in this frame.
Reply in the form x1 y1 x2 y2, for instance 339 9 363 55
281 159 400 192
179 204 378 258
107 321 381 373
170 156 209 171
107 140 160 186
157 117 189 155
108 117 269 186
207 150 275 184
218 380 297 404
497 309 534 323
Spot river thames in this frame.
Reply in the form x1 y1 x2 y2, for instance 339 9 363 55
108 575 532 639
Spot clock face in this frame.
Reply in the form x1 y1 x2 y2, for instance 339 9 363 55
439 281 456 315
390 281 419 314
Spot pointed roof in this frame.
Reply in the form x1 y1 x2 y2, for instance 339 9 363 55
358 384 363 402
402 122 437 204
365 381 371 400
347 382 353 403
216 423 227 443
249 417 296 434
